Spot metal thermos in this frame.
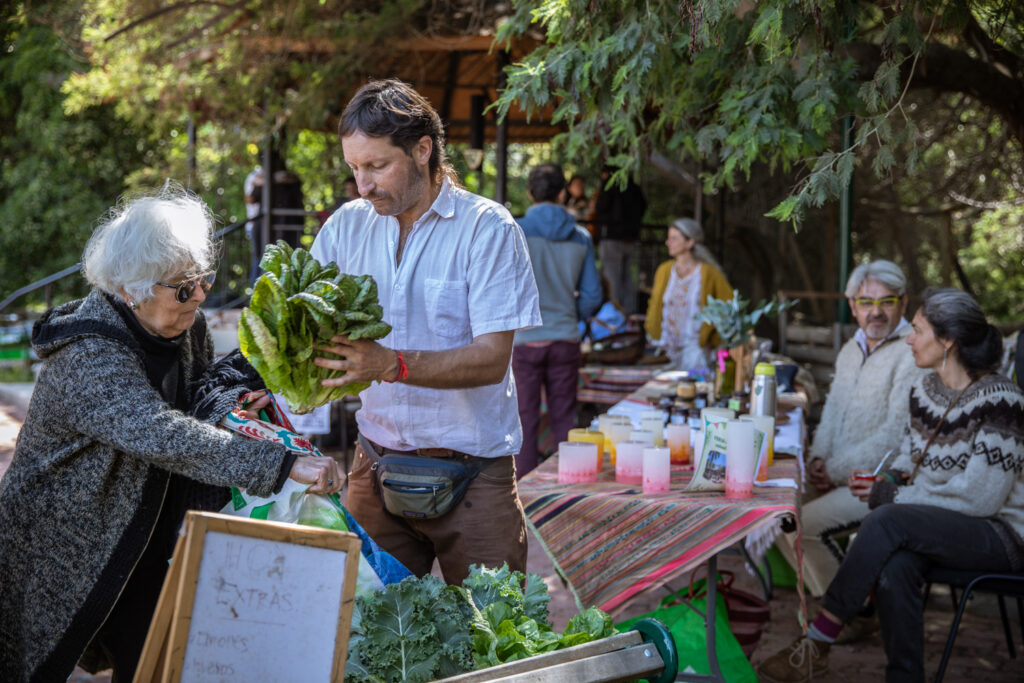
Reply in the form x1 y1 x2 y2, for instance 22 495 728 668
750 363 777 417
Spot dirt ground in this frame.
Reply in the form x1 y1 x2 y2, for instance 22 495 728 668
0 402 1020 682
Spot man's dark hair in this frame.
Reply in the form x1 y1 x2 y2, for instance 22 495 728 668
527 163 566 203
339 79 456 184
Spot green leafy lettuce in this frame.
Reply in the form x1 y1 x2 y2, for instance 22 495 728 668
238 240 391 413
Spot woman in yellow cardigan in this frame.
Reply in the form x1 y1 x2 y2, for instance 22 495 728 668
645 218 732 372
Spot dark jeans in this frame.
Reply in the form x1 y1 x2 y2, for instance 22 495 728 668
822 504 1013 683
512 341 582 478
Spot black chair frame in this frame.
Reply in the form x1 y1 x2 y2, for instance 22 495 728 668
925 568 1024 683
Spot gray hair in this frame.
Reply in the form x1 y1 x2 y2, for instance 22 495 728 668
669 218 722 271
844 259 907 298
920 287 1002 379
82 184 216 304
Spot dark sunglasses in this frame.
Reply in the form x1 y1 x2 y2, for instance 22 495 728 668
155 271 216 303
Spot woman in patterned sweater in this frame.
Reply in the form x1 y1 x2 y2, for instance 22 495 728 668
760 288 1024 683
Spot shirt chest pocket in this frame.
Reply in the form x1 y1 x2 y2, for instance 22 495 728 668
424 278 470 340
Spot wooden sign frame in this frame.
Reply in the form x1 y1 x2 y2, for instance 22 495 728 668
134 510 361 683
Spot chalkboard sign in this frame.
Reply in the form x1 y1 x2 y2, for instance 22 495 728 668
135 511 361 683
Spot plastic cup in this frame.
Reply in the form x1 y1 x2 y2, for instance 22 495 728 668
725 420 756 499
608 422 633 466
740 414 774 482
666 423 691 465
629 429 656 445
598 414 633 454
568 428 605 472
557 441 599 484
615 440 645 485
642 446 671 494
640 411 666 446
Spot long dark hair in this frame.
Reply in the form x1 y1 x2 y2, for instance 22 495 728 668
920 287 1002 379
339 79 456 185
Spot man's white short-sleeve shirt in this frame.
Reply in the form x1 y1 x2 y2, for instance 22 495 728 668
311 179 541 457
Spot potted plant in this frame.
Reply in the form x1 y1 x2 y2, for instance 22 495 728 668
697 291 796 396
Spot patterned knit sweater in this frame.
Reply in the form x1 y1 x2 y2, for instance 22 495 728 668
878 373 1024 562
0 290 288 682
810 326 925 484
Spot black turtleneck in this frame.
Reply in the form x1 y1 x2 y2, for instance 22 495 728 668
107 294 187 409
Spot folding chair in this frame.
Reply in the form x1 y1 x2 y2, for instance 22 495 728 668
924 567 1024 683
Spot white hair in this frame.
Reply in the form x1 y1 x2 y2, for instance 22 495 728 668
844 259 907 298
82 185 216 303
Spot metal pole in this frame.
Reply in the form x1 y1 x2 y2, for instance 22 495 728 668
187 115 197 189
260 134 273 267
838 115 854 324
495 51 509 205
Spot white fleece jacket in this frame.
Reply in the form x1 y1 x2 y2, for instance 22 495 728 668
810 326 924 484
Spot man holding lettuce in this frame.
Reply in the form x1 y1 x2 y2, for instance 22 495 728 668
310 79 542 584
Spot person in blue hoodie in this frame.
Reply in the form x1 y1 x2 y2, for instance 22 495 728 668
512 163 603 477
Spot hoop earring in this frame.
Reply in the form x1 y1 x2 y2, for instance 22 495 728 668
941 348 947 372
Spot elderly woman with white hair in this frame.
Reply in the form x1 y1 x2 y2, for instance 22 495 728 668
644 217 732 372
0 186 343 682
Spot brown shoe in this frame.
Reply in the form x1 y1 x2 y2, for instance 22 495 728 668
834 612 880 644
758 636 830 683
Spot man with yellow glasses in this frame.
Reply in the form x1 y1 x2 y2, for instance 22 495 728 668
776 260 924 639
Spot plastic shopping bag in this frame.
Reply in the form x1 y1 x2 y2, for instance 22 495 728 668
615 576 758 682
218 407 412 592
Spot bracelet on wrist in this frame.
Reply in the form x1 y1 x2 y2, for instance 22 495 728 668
385 349 409 383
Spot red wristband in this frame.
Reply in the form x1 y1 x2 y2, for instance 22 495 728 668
385 350 408 383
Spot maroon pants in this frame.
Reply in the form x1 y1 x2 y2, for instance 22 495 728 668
512 341 582 478
345 443 528 584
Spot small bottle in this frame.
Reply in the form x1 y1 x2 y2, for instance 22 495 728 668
750 363 777 417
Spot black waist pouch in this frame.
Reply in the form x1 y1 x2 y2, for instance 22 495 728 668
359 434 489 519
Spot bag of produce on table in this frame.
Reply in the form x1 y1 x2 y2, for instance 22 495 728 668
239 241 392 413
345 563 614 683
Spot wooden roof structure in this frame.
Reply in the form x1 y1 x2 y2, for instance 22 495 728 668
350 34 562 145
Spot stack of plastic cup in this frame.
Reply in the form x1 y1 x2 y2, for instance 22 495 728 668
666 423 691 465
725 420 756 498
557 441 599 484
608 422 633 466
615 440 645 485
739 414 774 481
640 410 666 446
642 446 671 494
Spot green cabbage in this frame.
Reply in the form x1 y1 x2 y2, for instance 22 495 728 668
238 241 391 413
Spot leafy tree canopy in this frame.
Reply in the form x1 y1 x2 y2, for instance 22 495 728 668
494 0 1024 222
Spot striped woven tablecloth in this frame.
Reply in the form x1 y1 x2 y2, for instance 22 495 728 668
519 458 800 616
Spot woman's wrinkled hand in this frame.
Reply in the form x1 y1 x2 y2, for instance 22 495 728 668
848 469 874 502
288 455 345 494
236 390 272 421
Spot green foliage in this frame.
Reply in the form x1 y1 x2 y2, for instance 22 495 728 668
346 574 474 683
0 10 150 305
345 563 612 682
698 290 797 349
494 0 1024 223
238 241 391 413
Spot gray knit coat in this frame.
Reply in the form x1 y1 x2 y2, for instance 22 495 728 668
0 290 289 682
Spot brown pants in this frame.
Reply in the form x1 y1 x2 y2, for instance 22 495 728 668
346 441 528 584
